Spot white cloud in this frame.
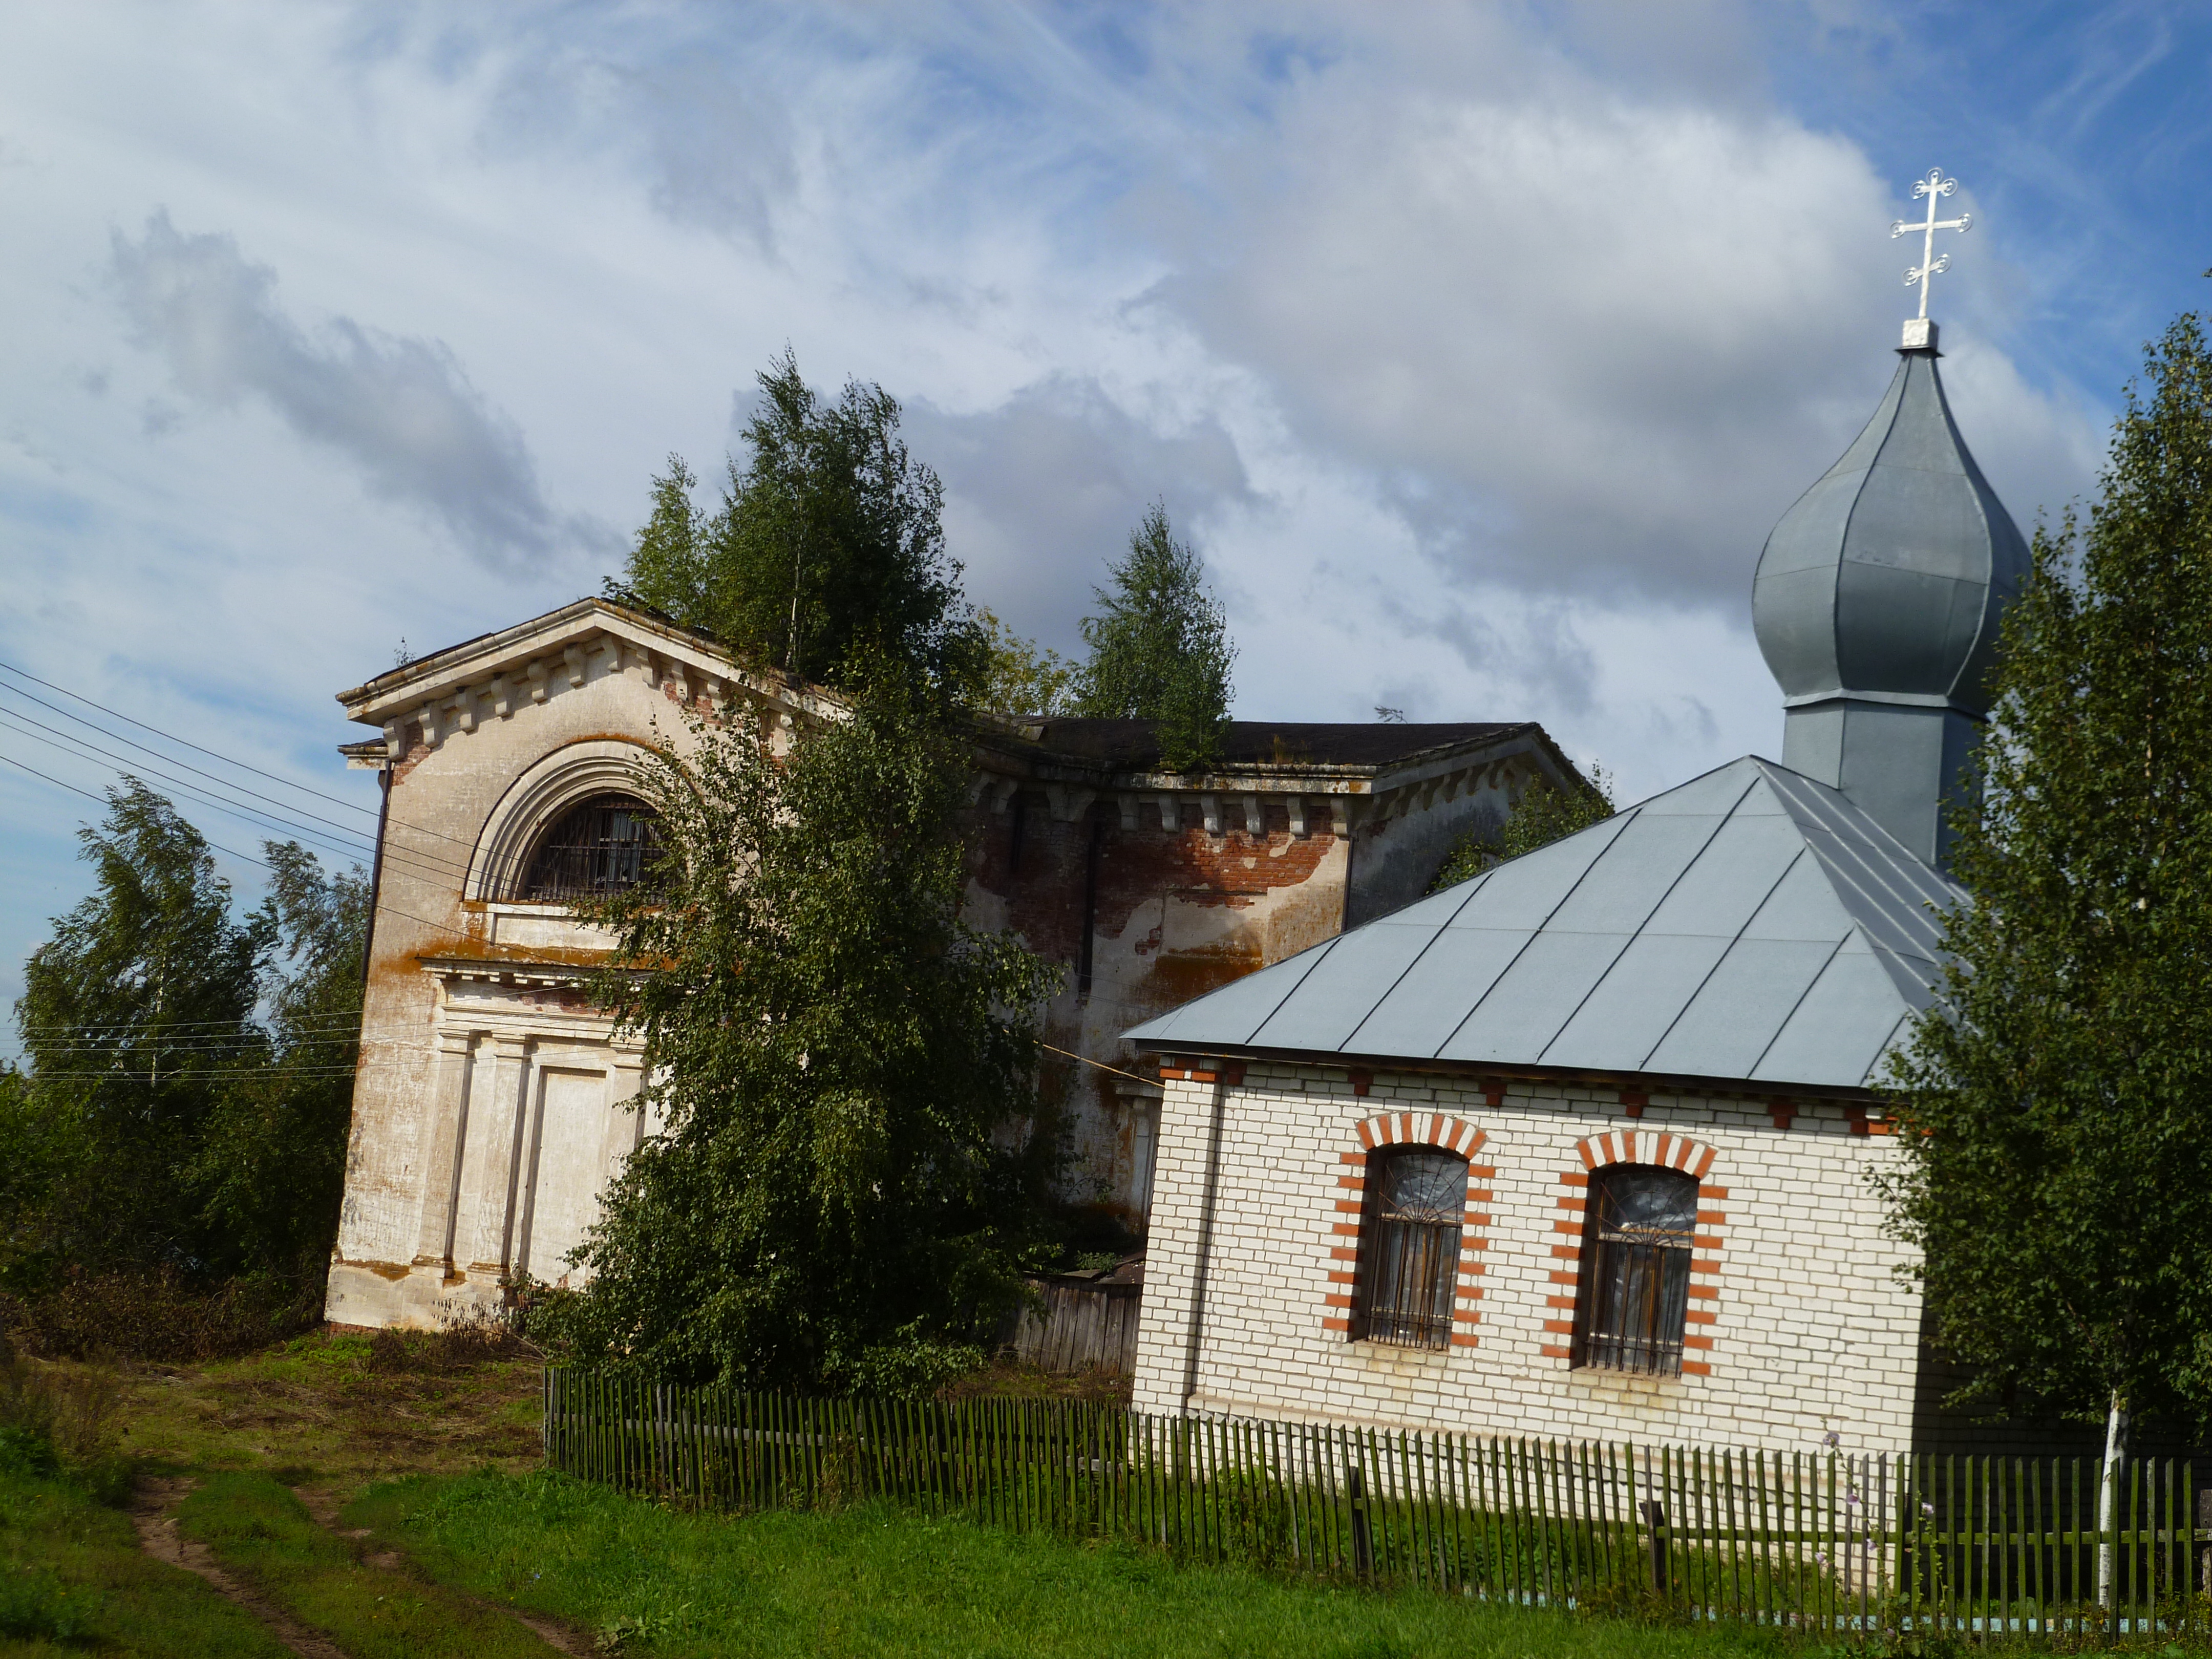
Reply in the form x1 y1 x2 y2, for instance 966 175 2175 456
107 210 611 571
0 2 2129 1057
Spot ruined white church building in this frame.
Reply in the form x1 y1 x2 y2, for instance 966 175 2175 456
323 599 1577 1330
1127 292 2028 1454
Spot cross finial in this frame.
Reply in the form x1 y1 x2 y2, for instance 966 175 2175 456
1891 168 1970 346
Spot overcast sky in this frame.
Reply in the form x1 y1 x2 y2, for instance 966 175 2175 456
5 2 2208 1052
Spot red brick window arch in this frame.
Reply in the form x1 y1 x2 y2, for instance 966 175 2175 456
1545 1129 1726 1377
1326 1112 1490 1350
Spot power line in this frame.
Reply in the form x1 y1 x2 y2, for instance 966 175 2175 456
0 699 475 884
0 657 389 817
18 1011 367 1033
0 698 429 865
0 753 472 939
0 657 480 850
0 710 470 887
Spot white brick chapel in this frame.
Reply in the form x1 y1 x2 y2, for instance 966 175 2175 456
1125 315 2028 1456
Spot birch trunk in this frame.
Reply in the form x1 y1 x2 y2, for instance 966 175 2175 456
2096 1389 2129 1617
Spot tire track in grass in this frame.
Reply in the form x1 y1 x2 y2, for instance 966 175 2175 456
296 1485 594 1657
162 1470 575 1659
130 1476 350 1659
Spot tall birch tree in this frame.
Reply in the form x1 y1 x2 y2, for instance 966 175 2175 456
1882 314 2212 1604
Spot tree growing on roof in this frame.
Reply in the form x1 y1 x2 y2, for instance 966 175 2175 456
525 649 1064 1393
613 351 973 691
1428 765 1614 892
1880 312 2212 1607
1073 502 1236 773
965 607 1077 718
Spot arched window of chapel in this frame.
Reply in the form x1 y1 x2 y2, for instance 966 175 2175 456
514 793 661 902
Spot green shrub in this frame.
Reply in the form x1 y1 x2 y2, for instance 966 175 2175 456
1 1265 324 1363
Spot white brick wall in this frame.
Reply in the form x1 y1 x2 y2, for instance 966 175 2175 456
1131 1061 1921 1456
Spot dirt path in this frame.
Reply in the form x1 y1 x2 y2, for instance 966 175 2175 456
295 1487 595 1658
130 1474 594 1659
129 1477 350 1659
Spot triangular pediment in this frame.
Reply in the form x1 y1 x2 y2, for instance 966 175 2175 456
337 599 843 757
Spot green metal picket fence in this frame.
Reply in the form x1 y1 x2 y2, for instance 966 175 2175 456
542 1367 2211 1640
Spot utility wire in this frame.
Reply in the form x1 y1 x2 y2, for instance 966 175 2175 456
0 698 436 866
0 657 481 849
0 712 470 889
0 701 474 884
19 1012 368 1033
0 754 465 938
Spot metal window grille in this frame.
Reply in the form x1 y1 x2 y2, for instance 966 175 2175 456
1352 1150 1467 1350
516 794 661 902
1575 1164 1697 1376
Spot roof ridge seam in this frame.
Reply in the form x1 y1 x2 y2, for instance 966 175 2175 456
1631 841 1811 1074
1531 771 1762 1070
1743 931 1849 1081
1216 933 1339 1048
1857 1008 1915 1090
1332 871 1499 1054
1428 806 1641 1060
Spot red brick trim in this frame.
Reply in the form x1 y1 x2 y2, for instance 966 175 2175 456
1156 1057 1246 1086
1326 1111 1492 1348
1555 1129 1726 1379
1768 1096 1797 1129
1843 1104 1894 1137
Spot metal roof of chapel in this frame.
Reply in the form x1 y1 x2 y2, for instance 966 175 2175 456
1124 754 1962 1094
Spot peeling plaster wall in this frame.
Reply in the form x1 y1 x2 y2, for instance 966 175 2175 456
1349 788 1506 929
328 637 722 1330
329 606 1565 1329
961 776 1526 1235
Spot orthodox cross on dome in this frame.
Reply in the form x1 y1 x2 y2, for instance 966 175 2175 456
1892 167 1970 324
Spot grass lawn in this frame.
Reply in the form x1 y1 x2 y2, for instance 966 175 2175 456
347 1467 1809 1659
173 1470 563 1657
116 1327 543 1486
42 1332 2117 1659
0 1457 288 1656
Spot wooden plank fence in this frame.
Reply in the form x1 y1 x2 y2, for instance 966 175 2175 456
1006 1277 1141 1375
543 1368 2212 1640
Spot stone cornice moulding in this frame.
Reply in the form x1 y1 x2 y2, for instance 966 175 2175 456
338 598 847 736
965 724 1575 802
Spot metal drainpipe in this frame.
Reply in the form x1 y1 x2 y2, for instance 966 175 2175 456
1179 1062 1233 1410
1076 809 1104 996
1338 795 1358 932
358 759 393 992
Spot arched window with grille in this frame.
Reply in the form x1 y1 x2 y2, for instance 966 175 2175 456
1352 1148 1467 1350
514 794 661 902
1575 1163 1697 1375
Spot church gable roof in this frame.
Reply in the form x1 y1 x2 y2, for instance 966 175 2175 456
1124 755 1961 1092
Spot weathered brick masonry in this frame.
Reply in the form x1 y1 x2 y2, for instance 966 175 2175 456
956 716 1584 1230
323 599 1581 1329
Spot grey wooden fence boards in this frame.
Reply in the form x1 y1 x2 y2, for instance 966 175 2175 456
542 1368 2208 1640
1006 1278 1141 1375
